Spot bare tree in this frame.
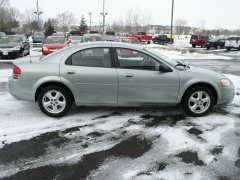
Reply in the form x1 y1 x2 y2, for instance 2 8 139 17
0 0 8 7
0 5 20 33
56 11 75 33
175 18 187 35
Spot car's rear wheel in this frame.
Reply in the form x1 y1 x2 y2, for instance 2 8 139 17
183 86 215 117
38 85 72 117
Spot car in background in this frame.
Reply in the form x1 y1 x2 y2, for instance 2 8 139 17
206 38 225 50
32 31 45 43
0 34 30 59
120 37 141 44
152 35 171 45
0 32 6 38
105 31 115 36
190 35 209 48
52 32 65 37
42 36 70 55
102 35 119 42
9 42 234 117
130 32 152 44
225 37 240 51
69 35 83 45
82 34 104 42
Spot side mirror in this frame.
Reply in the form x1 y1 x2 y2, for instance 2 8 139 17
159 64 172 73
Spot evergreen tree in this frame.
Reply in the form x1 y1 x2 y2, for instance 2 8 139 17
79 16 88 34
44 19 55 37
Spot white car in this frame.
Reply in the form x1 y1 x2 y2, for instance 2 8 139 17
225 37 240 50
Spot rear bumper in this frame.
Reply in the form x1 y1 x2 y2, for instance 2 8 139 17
8 76 34 101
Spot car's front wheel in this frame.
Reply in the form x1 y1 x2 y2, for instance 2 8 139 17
183 86 215 117
38 86 72 117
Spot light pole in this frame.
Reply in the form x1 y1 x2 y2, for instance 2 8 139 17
34 0 43 30
100 0 108 33
89 12 92 32
170 0 174 43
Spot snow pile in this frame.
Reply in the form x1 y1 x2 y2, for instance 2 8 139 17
146 46 232 60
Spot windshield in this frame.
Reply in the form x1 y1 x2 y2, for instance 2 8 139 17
145 48 179 66
8 36 23 43
45 36 65 44
0 37 9 44
34 32 44 37
70 36 82 40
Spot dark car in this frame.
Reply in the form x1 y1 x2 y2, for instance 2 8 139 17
190 35 209 48
152 35 171 45
206 38 225 50
32 31 45 43
0 35 30 59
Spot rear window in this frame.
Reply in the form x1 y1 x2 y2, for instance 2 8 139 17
45 36 65 44
66 48 112 68
83 35 103 42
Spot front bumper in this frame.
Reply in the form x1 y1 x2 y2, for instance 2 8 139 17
218 85 235 105
0 49 21 58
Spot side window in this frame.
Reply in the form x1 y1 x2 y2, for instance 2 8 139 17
66 48 112 68
116 48 159 71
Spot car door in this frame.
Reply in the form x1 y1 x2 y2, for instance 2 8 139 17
115 48 180 105
61 47 118 105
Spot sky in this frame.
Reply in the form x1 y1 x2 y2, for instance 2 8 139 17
8 0 240 29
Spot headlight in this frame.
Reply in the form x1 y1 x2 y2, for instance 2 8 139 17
13 46 21 50
220 79 231 87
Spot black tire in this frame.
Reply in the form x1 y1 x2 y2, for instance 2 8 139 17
26 49 30 55
182 86 216 117
38 85 72 117
192 44 196 48
226 47 231 51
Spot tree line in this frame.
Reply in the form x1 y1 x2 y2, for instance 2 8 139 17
1 0 240 36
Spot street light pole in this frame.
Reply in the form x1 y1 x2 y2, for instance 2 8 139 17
89 12 92 32
100 0 108 33
170 0 175 43
34 0 43 30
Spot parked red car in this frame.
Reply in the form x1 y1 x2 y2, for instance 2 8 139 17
130 32 152 44
42 36 70 55
190 35 209 48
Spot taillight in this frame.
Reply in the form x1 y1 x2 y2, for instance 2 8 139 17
13 65 21 79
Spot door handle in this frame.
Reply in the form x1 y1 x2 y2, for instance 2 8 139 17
125 74 134 78
66 71 76 75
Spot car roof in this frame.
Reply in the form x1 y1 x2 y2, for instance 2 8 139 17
72 41 143 50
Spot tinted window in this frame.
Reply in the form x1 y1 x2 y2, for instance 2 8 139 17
191 35 198 39
116 48 159 71
67 48 112 68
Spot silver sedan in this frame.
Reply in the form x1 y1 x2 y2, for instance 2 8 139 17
9 42 235 117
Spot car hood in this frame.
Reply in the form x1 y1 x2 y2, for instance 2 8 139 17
43 44 65 49
186 66 225 79
0 43 21 48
